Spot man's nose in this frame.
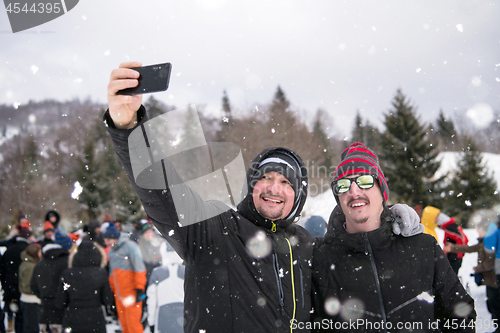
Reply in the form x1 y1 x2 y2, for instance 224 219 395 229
348 181 363 195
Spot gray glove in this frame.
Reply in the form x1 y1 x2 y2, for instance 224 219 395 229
390 204 424 237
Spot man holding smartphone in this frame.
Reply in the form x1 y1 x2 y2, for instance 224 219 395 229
104 62 422 332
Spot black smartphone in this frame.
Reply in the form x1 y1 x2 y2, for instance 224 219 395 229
116 62 172 95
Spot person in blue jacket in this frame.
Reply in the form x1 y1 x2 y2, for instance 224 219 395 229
483 217 500 332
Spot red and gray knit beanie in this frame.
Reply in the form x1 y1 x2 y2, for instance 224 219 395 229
332 142 389 204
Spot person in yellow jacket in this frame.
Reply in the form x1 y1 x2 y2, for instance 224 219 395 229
421 206 441 241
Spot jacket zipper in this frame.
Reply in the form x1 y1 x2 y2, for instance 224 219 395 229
363 233 388 333
297 254 305 308
273 252 286 316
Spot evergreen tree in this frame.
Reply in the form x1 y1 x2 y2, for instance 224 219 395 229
312 109 333 172
352 111 364 143
436 109 457 150
269 86 290 122
379 89 443 207
73 138 108 220
351 111 381 152
21 135 40 182
222 90 231 122
443 137 499 225
217 90 233 142
144 95 167 120
273 86 289 109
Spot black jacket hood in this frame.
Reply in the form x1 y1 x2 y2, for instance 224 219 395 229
45 210 60 229
237 147 308 230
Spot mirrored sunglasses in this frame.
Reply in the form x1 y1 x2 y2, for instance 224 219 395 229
332 174 375 194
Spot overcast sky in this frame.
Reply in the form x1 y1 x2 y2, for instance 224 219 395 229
1 0 499 136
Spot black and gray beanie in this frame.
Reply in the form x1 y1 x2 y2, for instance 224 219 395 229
251 151 302 197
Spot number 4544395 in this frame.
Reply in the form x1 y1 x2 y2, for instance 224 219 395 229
6 2 61 14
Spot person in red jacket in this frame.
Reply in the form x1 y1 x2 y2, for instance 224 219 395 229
437 212 469 275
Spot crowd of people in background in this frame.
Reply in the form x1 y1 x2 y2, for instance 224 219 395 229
0 209 185 333
420 204 500 333
0 201 497 333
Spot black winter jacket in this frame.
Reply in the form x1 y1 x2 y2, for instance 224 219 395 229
312 206 476 332
55 240 113 333
105 107 316 333
31 245 69 324
1 238 29 300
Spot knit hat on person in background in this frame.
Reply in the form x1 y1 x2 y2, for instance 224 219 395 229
18 210 27 222
140 221 153 235
17 223 33 239
102 214 114 223
54 229 73 251
43 221 55 234
250 150 303 198
332 142 389 204
72 240 102 268
103 223 120 239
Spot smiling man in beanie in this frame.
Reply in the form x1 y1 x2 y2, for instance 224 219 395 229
312 142 475 332
103 63 424 333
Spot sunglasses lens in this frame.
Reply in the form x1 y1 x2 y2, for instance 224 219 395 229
357 175 375 189
335 179 351 194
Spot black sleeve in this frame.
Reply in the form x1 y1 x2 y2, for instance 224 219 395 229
100 270 114 306
104 106 231 264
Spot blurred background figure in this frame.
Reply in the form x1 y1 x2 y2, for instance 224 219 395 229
445 218 499 331
484 217 500 333
55 240 113 333
36 222 55 249
114 219 123 233
1 222 34 333
421 206 440 241
19 242 42 333
32 228 73 333
104 223 146 333
437 211 469 275
83 220 106 248
44 210 61 230
421 205 469 275
138 221 163 284
147 242 184 333
303 215 327 237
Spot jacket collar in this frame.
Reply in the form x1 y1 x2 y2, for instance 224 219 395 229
325 205 395 253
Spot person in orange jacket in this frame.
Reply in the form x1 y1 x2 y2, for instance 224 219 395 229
103 223 146 333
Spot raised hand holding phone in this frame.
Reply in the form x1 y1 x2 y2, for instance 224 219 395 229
107 61 144 129
116 63 171 96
